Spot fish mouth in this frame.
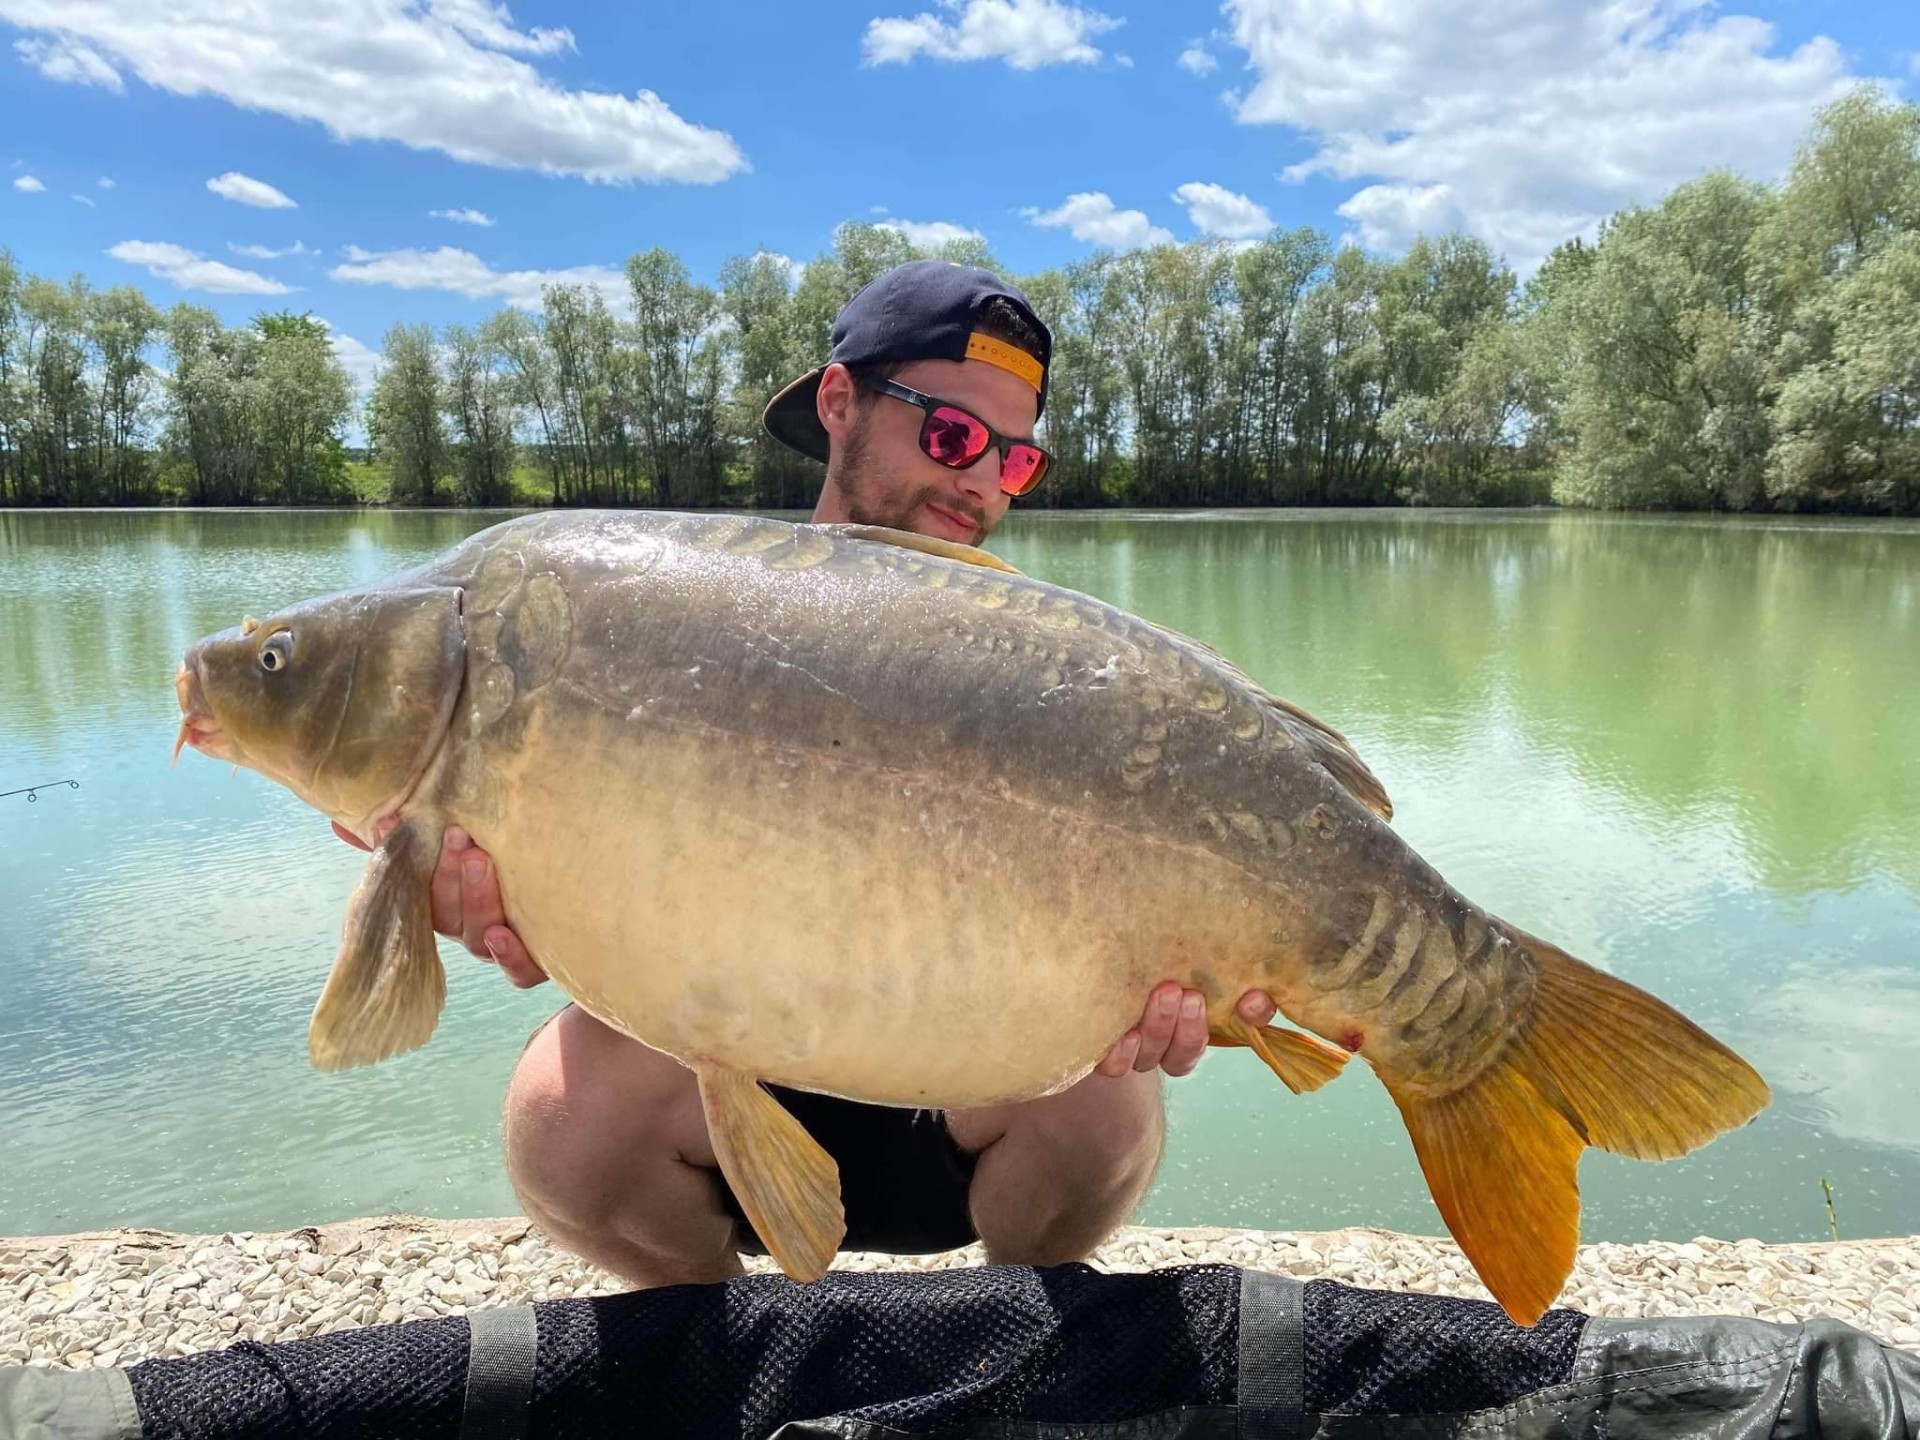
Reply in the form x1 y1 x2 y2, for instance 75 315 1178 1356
171 657 230 766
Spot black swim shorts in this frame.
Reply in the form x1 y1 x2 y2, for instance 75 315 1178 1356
717 1085 982 1257
522 1006 980 1257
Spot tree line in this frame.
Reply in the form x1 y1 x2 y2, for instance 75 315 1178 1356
1 88 1914 514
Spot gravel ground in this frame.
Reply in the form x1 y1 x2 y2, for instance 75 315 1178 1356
3 1216 1916 1371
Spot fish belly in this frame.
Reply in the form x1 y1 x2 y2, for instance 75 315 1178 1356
457 707 1283 1110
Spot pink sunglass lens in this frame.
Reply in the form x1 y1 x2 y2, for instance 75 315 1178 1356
1001 447 1045 493
925 409 989 465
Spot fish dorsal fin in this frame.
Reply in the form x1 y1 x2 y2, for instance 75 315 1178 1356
824 523 1023 575
1145 620 1393 823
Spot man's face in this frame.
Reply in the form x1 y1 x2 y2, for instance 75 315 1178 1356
817 356 1039 546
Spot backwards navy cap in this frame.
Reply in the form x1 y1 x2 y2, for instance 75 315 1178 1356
762 260 1052 464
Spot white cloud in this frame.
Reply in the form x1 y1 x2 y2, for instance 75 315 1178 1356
97 176 114 189
329 244 628 311
1222 0 1866 269
229 240 312 259
1173 181 1272 239
1748 967 1920 1154
15 33 122 90
71 193 94 206
0 0 745 185
207 171 297 209
1177 44 1217 76
107 240 294 295
875 217 986 249
1023 191 1173 247
315 317 383 395
13 174 45 193
430 207 496 226
863 0 1121 70
427 0 573 56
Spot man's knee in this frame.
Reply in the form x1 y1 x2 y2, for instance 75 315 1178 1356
953 1069 1165 1265
502 1004 706 1225
1057 1069 1165 1199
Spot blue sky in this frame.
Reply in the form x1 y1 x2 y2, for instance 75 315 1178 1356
2 0 1914 393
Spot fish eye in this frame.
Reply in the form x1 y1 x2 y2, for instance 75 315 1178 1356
259 631 294 673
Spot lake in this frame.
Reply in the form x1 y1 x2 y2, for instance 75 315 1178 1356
2 507 1917 1246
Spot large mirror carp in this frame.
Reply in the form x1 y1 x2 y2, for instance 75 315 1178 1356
172 511 1769 1325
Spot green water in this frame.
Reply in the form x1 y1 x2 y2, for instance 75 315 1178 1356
3 508 1917 1245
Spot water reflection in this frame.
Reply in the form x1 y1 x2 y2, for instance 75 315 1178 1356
2 507 1917 1241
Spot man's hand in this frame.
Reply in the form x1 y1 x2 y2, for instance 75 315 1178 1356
1097 982 1275 1079
330 820 548 989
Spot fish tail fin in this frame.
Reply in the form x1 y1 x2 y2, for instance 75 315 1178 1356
1210 1016 1350 1093
1383 929 1769 1327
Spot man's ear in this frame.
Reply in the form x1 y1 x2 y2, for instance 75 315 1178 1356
817 363 857 441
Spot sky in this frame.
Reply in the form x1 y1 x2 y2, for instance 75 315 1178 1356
1 0 1915 398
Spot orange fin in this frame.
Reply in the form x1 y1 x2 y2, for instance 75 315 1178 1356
696 1067 846 1282
1384 926 1770 1326
823 523 1022 574
1210 1018 1350 1094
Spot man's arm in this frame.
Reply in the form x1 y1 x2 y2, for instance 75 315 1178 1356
328 827 1274 1064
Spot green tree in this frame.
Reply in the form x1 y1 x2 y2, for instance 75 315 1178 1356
443 321 518 505
84 286 160 503
369 322 446 504
627 247 728 507
718 250 815 509
163 305 262 505
255 312 352 503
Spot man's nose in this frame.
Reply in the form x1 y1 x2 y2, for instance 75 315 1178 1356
951 447 1000 500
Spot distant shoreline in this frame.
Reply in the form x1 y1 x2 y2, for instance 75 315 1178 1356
5 501 1917 520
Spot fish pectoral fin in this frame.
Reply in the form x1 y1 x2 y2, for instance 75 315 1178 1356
697 1067 846 1282
1209 1017 1350 1093
824 523 1023 575
307 814 447 1073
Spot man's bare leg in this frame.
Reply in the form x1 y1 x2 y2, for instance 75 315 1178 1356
945 1067 1165 1267
502 1004 746 1288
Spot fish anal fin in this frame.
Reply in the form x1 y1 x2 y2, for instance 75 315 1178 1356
308 814 447 1072
1210 1017 1350 1094
697 1067 846 1282
825 523 1022 574
1382 923 1771 1326
1386 1059 1584 1328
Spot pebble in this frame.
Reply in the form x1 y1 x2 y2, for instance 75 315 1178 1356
0 1217 1914 1369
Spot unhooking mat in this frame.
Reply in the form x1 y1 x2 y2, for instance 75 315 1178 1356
2 1262 1915 1438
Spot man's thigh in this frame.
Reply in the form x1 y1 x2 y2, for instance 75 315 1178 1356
946 1067 1164 1169
508 1003 718 1168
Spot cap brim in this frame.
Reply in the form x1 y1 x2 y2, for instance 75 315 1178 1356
762 367 830 464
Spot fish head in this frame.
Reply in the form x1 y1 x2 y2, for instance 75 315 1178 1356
175 584 466 831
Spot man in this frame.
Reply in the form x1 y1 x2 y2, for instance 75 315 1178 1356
341 260 1277 1286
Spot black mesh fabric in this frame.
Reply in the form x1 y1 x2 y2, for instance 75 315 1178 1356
534 1262 1240 1438
116 1262 1590 1439
1304 1279 1586 1416
126 1314 470 1440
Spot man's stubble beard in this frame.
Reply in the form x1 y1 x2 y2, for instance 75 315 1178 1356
830 406 991 544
